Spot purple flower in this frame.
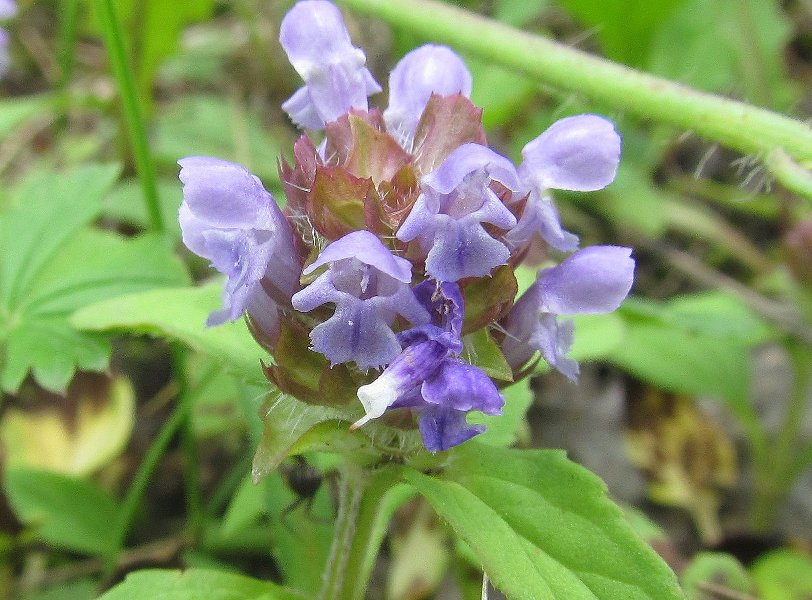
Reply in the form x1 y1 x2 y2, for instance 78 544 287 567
397 143 519 282
501 245 634 379
290 230 429 370
505 115 621 252
178 157 301 342
279 0 381 129
384 44 472 149
352 281 503 452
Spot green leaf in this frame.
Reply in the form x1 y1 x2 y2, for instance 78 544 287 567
88 0 215 112
751 549 812 600
1 223 188 392
71 283 267 385
610 320 750 404
22 579 99 600
27 231 188 317
556 0 687 66
0 164 189 392
153 95 289 185
132 1 215 105
568 312 627 362
647 0 797 109
98 568 306 600
406 443 684 600
0 164 121 308
462 328 512 382
263 470 335 595
663 292 776 346
2 318 110 392
4 468 120 556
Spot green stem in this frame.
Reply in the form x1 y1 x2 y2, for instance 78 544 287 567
751 340 812 532
173 346 204 540
339 471 414 599
339 0 812 190
319 463 365 600
57 0 81 92
318 463 411 600
96 0 163 233
774 342 812 468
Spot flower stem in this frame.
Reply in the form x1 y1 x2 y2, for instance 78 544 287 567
318 463 411 600
319 462 365 600
96 0 164 233
339 0 812 192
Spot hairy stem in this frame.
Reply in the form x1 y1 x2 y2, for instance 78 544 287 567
319 462 366 600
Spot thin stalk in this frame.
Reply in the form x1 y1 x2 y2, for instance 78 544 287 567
57 0 81 92
338 470 413 599
751 341 812 532
96 0 163 233
339 0 812 191
773 341 812 475
172 345 204 540
111 366 219 562
319 462 366 600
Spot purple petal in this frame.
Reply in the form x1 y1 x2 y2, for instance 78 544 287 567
292 232 429 369
302 230 412 282
411 280 464 343
178 157 301 325
0 29 8 78
500 287 542 370
354 340 448 425
519 114 621 192
308 299 403 370
281 86 324 131
424 143 521 195
178 157 276 229
538 246 634 314
504 190 579 253
279 0 381 128
418 406 486 452
423 215 512 282
246 285 282 347
397 145 518 281
530 314 578 381
280 1 356 69
421 359 503 415
384 44 472 146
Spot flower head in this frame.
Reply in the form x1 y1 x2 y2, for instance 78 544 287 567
178 0 634 455
178 157 301 342
291 230 429 370
280 0 381 129
397 143 519 282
